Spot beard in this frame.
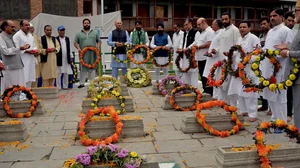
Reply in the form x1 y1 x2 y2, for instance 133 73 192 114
136 27 141 31
84 26 90 30
223 22 230 27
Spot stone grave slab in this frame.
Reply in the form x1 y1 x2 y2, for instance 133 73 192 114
214 144 300 168
31 87 58 99
0 100 45 117
81 96 134 113
87 84 129 98
0 121 28 142
181 108 245 134
152 83 177 95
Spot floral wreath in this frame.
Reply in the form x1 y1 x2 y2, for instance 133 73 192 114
245 49 282 92
225 45 246 77
69 61 78 84
79 46 101 69
175 47 198 73
112 44 130 64
158 76 184 97
91 90 125 115
78 106 123 146
88 76 121 98
195 100 243 137
254 120 300 167
127 44 151 64
126 67 151 88
151 46 172 68
2 85 37 118
63 145 141 168
169 85 202 111
207 60 227 87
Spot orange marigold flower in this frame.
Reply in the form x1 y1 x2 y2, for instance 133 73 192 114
213 130 220 135
287 125 299 133
238 63 245 69
257 145 268 157
275 119 287 128
228 106 237 112
255 130 265 142
220 131 230 137
260 122 271 129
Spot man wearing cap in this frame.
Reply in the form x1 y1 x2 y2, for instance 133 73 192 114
13 20 38 88
150 23 172 82
56 26 73 90
130 20 149 69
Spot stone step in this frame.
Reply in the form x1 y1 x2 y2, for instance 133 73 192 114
0 122 28 142
31 87 58 99
214 144 300 168
181 109 244 134
0 100 45 117
152 83 179 95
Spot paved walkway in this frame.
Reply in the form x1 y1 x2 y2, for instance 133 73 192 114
0 86 296 168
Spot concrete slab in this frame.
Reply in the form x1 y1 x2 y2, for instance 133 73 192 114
23 136 75 147
152 131 191 141
0 147 53 162
10 160 65 168
50 146 86 160
63 122 78 130
117 142 156 155
154 139 203 153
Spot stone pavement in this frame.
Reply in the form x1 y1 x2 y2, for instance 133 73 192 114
0 86 297 168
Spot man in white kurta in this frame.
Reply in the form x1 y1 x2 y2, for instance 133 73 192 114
172 24 184 76
228 21 260 122
263 9 294 124
211 12 241 106
13 20 37 88
204 19 223 99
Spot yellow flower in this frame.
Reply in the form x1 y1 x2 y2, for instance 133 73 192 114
91 103 96 107
274 50 280 55
130 151 138 157
251 63 259 70
285 80 293 87
278 83 285 90
93 98 98 102
293 68 299 74
254 70 260 76
121 103 125 107
117 110 121 114
97 95 102 99
268 49 273 55
115 92 120 96
263 80 270 86
259 77 265 82
119 96 123 99
112 90 116 94
296 64 300 68
292 57 298 62
289 74 296 81
255 56 261 61
268 84 277 91
100 113 105 116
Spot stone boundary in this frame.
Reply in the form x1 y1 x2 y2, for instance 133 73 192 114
32 87 58 99
152 83 177 95
0 122 28 142
0 100 45 118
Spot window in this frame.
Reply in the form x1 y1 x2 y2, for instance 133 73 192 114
104 0 116 13
120 4 133 16
43 0 77 16
84 0 92 15
0 0 30 19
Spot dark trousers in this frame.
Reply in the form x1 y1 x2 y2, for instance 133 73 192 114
287 86 293 117
198 60 213 96
260 96 268 109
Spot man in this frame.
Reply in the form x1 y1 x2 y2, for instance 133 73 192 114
150 23 172 82
277 0 300 131
130 20 149 69
263 8 293 129
74 18 101 88
13 20 38 88
211 12 241 106
0 20 30 93
56 25 73 90
190 18 214 95
29 23 42 88
40 25 60 87
172 23 184 76
204 19 223 99
284 11 295 29
258 16 271 113
232 20 260 122
107 20 130 79
177 18 198 87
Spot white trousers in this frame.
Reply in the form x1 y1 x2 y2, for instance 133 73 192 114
80 70 96 85
56 73 69 89
130 53 146 69
1 69 25 94
238 96 258 118
182 71 198 88
269 101 287 123
26 82 32 88
213 87 220 99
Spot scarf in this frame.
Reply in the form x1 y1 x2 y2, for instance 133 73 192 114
131 29 146 57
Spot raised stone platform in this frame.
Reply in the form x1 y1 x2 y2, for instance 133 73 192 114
32 87 58 99
180 108 244 134
152 83 177 95
87 84 130 98
81 96 134 113
0 100 45 118
162 93 211 110
0 122 28 142
214 144 300 168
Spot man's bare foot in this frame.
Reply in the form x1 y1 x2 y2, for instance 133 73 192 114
242 112 248 116
287 116 292 122
266 110 272 115
258 106 268 112
247 117 257 122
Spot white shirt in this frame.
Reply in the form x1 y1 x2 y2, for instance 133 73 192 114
172 30 184 52
57 37 73 74
190 27 214 61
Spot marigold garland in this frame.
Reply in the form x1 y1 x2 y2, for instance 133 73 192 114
0 120 21 126
69 61 78 84
226 45 246 77
126 67 151 88
175 46 198 73
195 100 243 137
127 44 151 64
78 106 123 146
151 46 172 68
158 76 184 97
88 76 121 98
91 90 125 115
2 85 37 118
254 120 300 168
112 44 130 63
169 85 202 111
79 46 101 69
207 60 227 87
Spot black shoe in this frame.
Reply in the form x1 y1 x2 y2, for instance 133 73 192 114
78 84 84 88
